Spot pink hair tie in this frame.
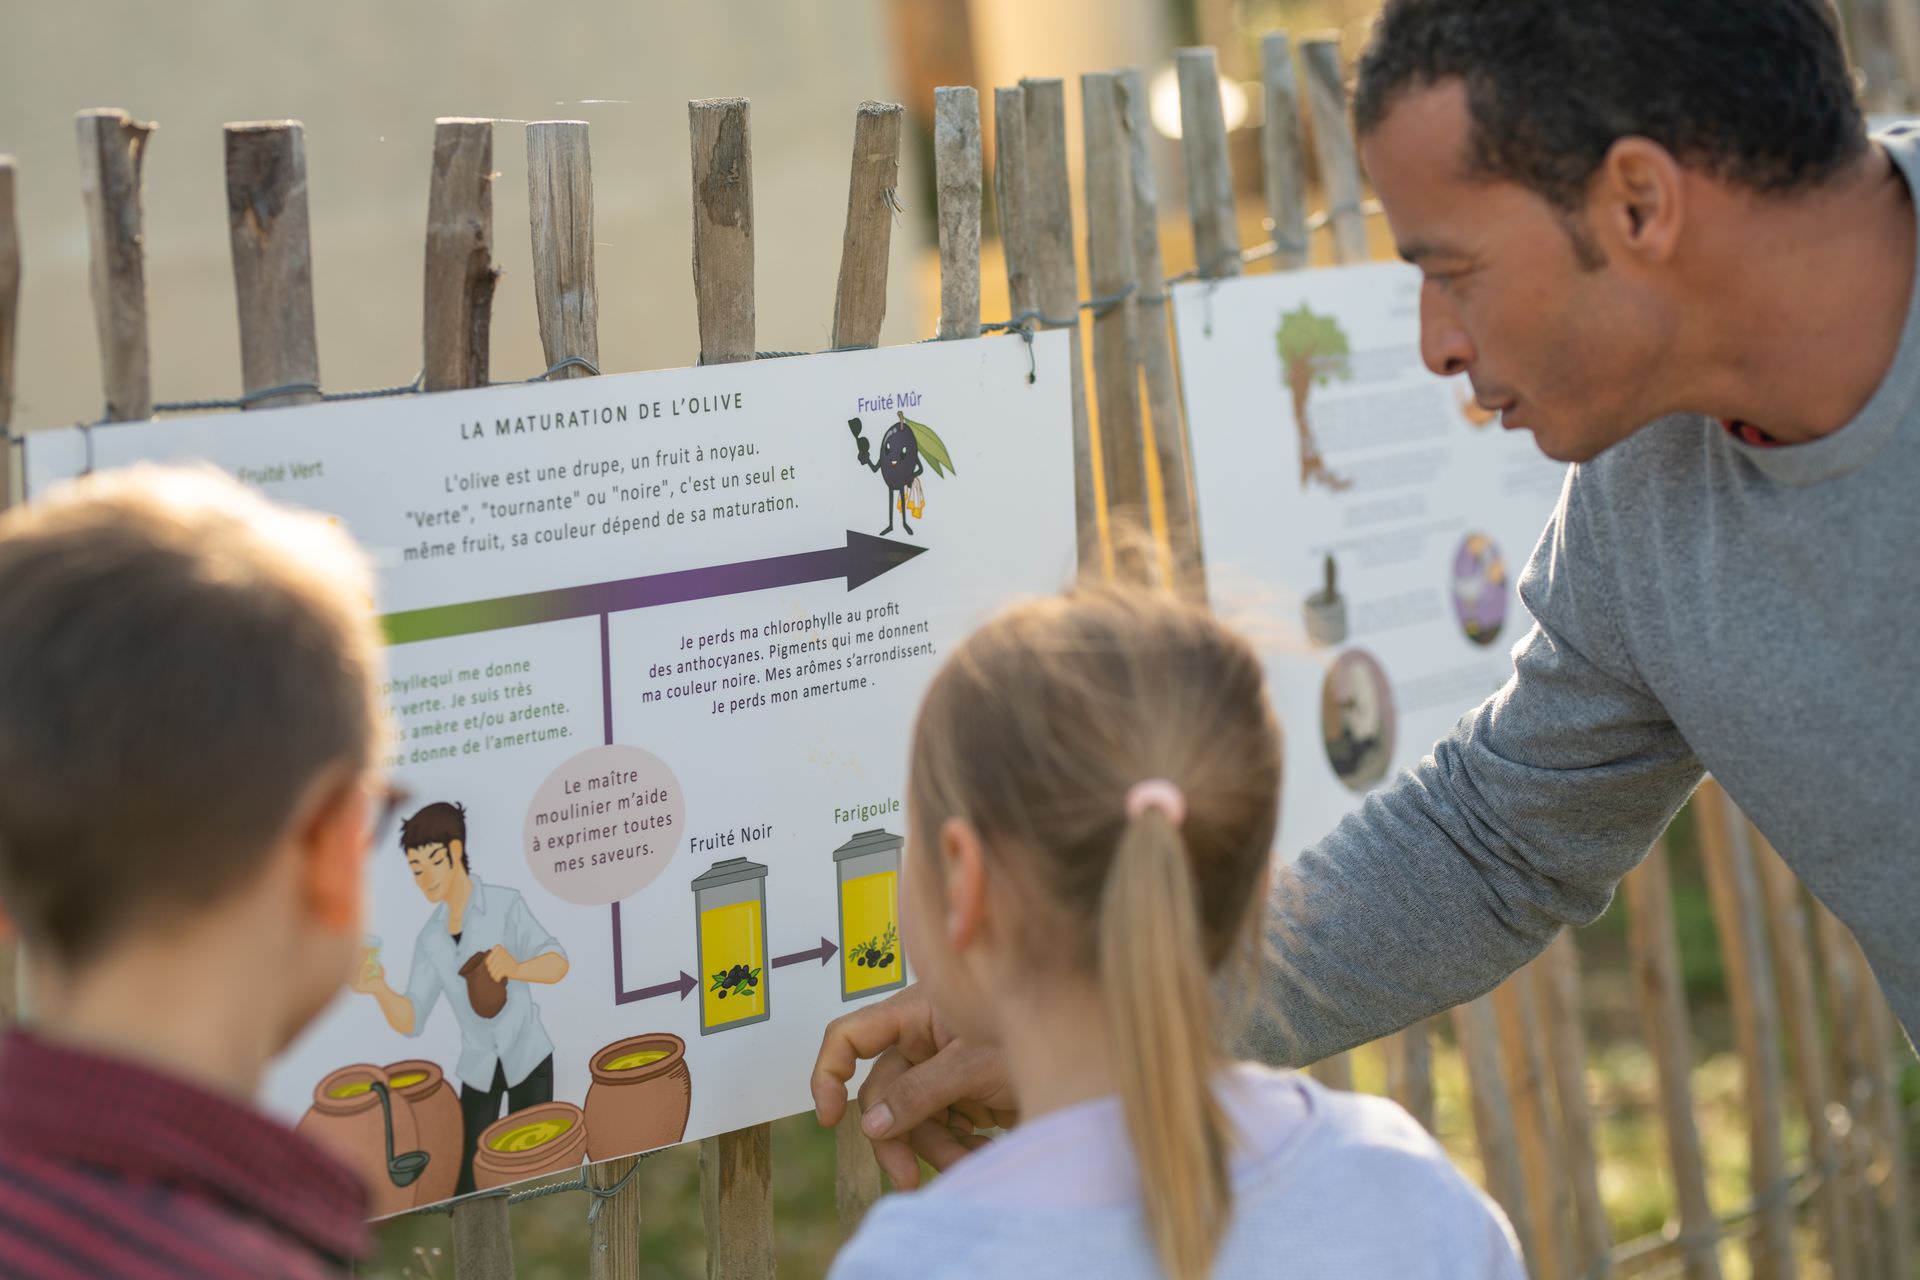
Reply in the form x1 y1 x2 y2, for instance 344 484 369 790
1125 778 1187 827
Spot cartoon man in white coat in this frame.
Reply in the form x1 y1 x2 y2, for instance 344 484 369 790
352 801 570 1194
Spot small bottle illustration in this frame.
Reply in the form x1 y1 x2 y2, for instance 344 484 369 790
691 857 771 1035
834 830 907 1002
1302 553 1349 647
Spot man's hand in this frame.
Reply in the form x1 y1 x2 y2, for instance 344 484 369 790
347 959 384 995
484 944 520 982
811 983 1017 1190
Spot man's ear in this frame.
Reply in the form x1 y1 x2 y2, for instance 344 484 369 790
1589 136 1685 264
297 769 369 934
448 839 464 869
938 817 989 954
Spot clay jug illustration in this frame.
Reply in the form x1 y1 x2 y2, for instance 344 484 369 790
297 1065 425 1218
583 1033 692 1162
383 1059 461 1207
471 1101 589 1191
459 951 507 1018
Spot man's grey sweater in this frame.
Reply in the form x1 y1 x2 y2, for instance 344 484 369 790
1253 122 1920 1063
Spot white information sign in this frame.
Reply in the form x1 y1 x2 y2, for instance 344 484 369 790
23 332 1076 1214
1174 263 1568 863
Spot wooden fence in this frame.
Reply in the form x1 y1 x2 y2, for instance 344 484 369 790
0 22 1914 1280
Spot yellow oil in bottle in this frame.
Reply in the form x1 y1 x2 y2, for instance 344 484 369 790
841 869 902 995
699 899 766 1026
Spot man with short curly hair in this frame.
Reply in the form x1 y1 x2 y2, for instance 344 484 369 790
815 0 1920 1192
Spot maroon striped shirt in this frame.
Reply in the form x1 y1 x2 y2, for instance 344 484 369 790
0 1030 368 1278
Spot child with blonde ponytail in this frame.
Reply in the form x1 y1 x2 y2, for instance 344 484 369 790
829 585 1522 1280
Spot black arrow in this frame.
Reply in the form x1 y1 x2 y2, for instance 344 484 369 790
610 902 698 1004
383 530 928 645
771 937 839 969
615 970 696 1004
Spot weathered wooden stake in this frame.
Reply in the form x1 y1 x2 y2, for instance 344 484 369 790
1854 948 1912 1280
933 87 981 342
0 157 20 459
423 119 496 394
526 121 597 379
701 1124 774 1280
528 116 648 1277
1307 1052 1354 1092
1176 47 1241 279
225 122 320 408
690 99 755 365
1382 1020 1436 1134
1016 78 1098 567
831 102 904 350
992 87 1036 324
822 99 897 1234
1754 832 1854 1280
689 102 776 1277
1493 965 1574 1280
1080 72 1148 551
1824 913 1912 1280
1451 995 1534 1277
1300 36 1370 265
1623 841 1722 1280
1812 899 1881 1274
1260 34 1310 272
1117 67 1203 593
77 109 155 422
1538 930 1612 1277
420 117 518 1280
0 157 14 1018
451 1196 515 1280
833 1106 882 1235
1695 783 1794 1280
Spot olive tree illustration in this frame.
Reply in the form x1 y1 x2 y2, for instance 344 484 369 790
1276 304 1355 492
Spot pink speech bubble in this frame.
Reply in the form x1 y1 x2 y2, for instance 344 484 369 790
524 745 685 905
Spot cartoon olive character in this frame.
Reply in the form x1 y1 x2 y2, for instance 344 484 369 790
847 411 956 537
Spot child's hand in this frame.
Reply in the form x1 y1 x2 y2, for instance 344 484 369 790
811 983 1019 1189
484 945 519 982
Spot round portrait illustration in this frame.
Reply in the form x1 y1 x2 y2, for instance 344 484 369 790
1319 648 1396 792
1451 532 1508 647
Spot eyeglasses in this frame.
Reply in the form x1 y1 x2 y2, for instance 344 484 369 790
368 781 413 844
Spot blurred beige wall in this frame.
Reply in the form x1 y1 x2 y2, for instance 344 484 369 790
971 0 1175 220
0 0 925 430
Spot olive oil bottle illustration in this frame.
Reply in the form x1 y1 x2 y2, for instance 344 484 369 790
834 830 907 1001
691 858 770 1034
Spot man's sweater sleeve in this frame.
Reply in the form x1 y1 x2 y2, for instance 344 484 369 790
1238 466 1704 1066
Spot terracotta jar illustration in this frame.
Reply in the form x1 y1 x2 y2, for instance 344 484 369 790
459 952 507 1018
383 1059 461 1207
583 1033 692 1162
471 1101 589 1191
297 1065 422 1219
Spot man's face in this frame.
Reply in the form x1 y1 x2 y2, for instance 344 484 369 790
404 841 461 903
1361 81 1671 462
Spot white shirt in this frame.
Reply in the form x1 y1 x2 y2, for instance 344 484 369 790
831 1065 1524 1280
402 875 565 1090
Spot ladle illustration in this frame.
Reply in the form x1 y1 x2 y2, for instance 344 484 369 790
369 1080 432 1189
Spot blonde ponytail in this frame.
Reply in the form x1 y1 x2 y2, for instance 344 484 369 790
1099 808 1232 1280
907 584 1281 1279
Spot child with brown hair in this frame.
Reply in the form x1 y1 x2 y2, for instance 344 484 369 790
0 465 394 1277
824 585 1521 1279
